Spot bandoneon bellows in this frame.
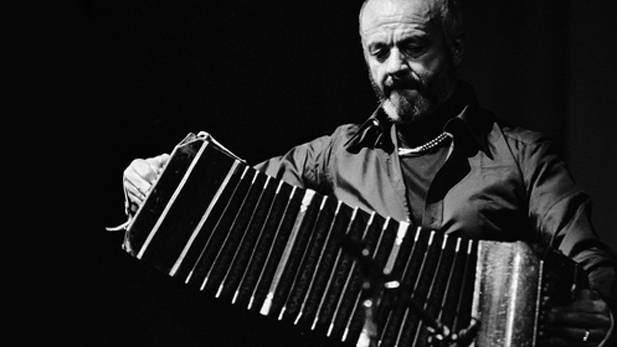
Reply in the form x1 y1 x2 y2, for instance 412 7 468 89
122 132 587 347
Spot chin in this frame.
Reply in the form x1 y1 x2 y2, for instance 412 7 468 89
382 93 432 124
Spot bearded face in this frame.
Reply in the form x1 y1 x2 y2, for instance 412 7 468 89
360 0 463 124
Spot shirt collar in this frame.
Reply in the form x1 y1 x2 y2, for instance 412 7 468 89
344 107 395 153
345 81 494 158
444 88 494 158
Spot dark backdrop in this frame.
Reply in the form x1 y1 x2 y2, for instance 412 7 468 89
94 0 617 251
14 0 616 346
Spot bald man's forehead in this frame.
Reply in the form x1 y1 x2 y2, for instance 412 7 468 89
360 0 438 34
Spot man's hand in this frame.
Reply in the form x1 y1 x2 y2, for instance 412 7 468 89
545 289 612 346
123 153 170 214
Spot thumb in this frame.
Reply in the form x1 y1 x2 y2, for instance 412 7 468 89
147 153 170 173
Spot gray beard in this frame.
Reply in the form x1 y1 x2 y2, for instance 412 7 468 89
370 63 456 124
381 88 432 124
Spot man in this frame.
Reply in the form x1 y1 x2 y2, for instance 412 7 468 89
122 0 616 345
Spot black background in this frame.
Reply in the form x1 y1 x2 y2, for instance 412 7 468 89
9 0 617 346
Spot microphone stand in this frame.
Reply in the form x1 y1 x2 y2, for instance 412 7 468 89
340 238 480 347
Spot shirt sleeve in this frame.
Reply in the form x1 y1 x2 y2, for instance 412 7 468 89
523 135 617 304
252 134 334 192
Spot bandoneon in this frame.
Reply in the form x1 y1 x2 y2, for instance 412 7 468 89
122 132 587 347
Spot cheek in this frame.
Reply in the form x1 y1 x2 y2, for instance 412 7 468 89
408 62 434 82
368 63 385 86
409 51 448 80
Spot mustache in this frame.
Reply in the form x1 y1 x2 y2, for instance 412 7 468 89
383 72 423 95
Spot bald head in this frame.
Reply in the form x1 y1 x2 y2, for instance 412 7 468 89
360 0 463 48
360 0 438 34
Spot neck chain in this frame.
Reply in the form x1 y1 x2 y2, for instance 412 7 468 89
397 132 452 157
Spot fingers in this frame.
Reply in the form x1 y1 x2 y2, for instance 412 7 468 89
547 309 610 329
548 290 611 327
147 153 170 171
580 288 601 300
556 289 606 313
544 289 612 346
123 154 170 207
544 327 603 346
123 159 153 202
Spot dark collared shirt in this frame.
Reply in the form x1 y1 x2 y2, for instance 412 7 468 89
255 87 616 299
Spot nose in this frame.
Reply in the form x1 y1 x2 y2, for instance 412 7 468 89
385 48 409 76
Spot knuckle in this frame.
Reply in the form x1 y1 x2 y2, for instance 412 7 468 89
125 158 146 175
130 158 147 167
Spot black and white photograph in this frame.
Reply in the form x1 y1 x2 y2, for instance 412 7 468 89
13 1 617 346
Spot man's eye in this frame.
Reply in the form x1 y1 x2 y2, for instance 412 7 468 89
402 45 425 57
370 47 389 61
